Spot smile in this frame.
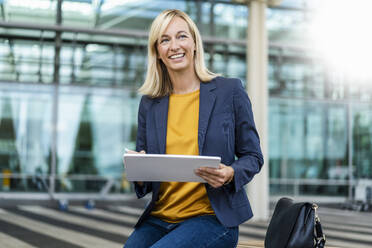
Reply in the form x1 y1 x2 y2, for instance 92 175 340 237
169 53 185 59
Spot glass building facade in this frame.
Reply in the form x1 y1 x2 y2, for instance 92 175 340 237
0 0 371 200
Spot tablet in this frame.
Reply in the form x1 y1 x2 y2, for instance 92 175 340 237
123 153 221 182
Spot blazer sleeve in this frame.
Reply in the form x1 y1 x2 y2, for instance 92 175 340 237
229 80 264 193
133 95 152 198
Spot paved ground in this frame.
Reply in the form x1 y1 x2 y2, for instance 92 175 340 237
0 199 371 248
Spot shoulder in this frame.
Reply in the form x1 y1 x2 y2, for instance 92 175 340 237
210 77 250 105
138 94 157 111
210 76 244 90
139 95 152 104
207 77 244 97
140 94 162 105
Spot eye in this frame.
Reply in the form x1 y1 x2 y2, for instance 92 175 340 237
178 34 188 39
160 38 169 44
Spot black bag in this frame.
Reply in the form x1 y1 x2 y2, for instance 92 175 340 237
264 197 326 248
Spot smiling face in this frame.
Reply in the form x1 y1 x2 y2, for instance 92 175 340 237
157 16 196 74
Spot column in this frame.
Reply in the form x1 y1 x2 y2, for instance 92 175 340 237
245 0 271 221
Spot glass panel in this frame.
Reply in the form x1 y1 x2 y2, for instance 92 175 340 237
269 99 305 179
270 183 294 196
214 3 247 40
5 0 56 24
62 0 94 27
349 80 372 101
211 47 229 77
325 105 348 179
353 104 372 179
268 52 325 99
60 43 116 85
208 44 246 82
269 98 348 196
96 0 186 30
195 1 212 36
299 185 348 196
225 54 246 80
55 86 139 193
0 83 53 192
267 8 307 46
59 39 147 86
323 71 350 100
0 38 55 84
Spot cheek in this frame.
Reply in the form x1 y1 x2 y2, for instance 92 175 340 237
159 52 168 62
157 45 166 59
186 44 195 57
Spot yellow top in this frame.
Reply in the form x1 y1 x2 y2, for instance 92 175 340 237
150 89 214 223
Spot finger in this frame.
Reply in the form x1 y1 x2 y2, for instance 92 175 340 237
207 177 224 188
197 167 227 180
198 174 221 188
198 171 224 182
198 167 221 176
219 164 227 169
126 149 146 154
195 170 222 188
199 167 232 185
197 171 225 186
126 149 138 154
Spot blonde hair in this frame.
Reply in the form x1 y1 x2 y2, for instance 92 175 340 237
138 9 218 98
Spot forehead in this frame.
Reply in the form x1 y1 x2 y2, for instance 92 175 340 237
161 16 191 36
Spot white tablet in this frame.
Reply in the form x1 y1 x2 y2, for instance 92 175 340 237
123 153 221 182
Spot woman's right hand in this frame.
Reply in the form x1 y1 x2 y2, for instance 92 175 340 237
126 149 146 186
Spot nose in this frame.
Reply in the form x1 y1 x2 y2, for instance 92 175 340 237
169 39 180 52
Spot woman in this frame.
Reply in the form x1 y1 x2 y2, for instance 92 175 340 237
124 9 263 248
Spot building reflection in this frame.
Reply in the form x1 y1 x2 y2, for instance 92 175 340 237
0 0 371 201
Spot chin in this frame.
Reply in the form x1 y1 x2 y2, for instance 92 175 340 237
168 64 190 72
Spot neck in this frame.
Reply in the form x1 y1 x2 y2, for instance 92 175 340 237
168 69 200 94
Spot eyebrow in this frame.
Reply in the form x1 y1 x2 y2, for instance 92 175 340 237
160 31 188 38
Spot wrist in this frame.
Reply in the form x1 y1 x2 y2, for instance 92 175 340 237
224 167 234 185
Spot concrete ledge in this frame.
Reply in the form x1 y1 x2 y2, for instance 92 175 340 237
237 240 338 248
237 240 264 247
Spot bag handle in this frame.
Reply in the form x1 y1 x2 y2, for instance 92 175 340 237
313 204 326 248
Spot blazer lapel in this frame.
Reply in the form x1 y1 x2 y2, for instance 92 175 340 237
198 81 216 154
154 96 169 154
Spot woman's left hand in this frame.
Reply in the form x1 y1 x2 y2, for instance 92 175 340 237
195 164 234 188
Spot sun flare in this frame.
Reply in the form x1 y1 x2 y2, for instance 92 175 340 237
309 0 372 82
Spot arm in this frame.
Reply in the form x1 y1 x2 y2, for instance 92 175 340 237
195 79 263 189
133 96 152 198
229 79 264 192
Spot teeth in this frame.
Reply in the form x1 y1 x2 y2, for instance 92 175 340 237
170 54 184 59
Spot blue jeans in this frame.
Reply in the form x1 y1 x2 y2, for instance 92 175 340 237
124 215 239 248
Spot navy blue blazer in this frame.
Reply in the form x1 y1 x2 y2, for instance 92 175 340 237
133 76 264 228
